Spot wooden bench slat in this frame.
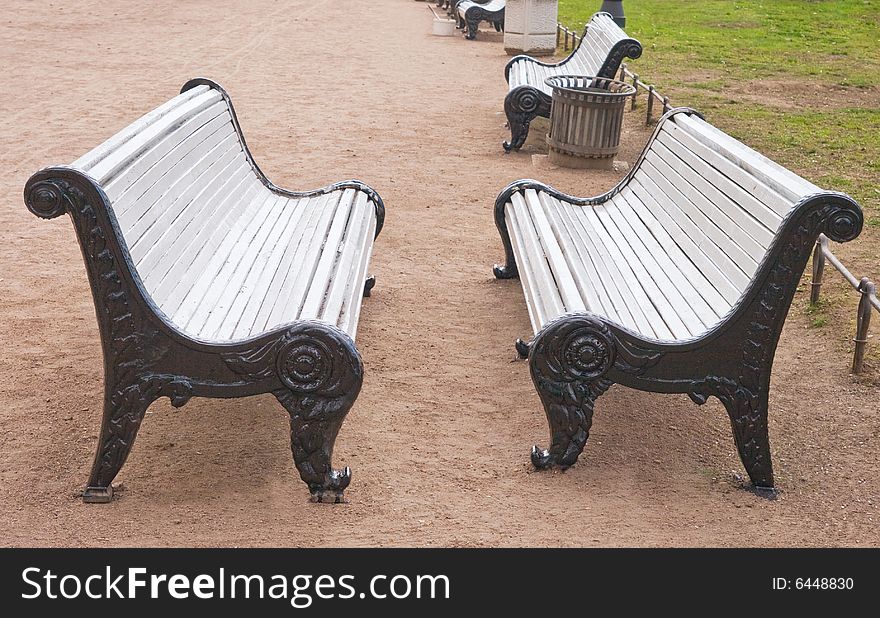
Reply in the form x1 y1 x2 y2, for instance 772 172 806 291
86 90 223 185
299 189 359 322
132 140 244 274
559 203 636 330
614 188 727 324
189 192 287 339
506 202 548 333
631 169 751 295
215 195 311 341
510 192 567 325
227 196 312 340
526 190 587 314
250 195 329 334
110 105 231 227
574 204 672 339
651 138 772 259
127 137 245 263
112 116 238 239
508 199 557 332
338 213 377 339
594 203 692 339
663 120 787 228
262 192 342 333
105 106 232 214
538 193 605 315
675 113 820 207
72 85 210 172
170 189 278 330
600 194 709 337
562 204 650 336
507 203 549 333
196 194 295 340
320 192 373 328
628 176 742 306
145 171 260 308
642 154 759 282
553 202 621 322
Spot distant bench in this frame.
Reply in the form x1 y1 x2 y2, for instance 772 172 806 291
456 0 505 40
503 12 642 151
24 78 385 504
492 107 863 494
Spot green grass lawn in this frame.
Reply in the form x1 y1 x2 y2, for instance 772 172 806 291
559 0 879 210
559 0 880 369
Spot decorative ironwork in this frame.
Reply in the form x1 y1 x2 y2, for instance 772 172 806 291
25 79 384 503
224 322 363 503
455 1 505 41
502 86 552 152
494 108 863 494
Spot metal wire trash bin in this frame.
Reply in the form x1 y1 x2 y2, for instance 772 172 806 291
545 75 636 169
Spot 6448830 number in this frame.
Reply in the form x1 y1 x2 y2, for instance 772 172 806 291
795 578 854 590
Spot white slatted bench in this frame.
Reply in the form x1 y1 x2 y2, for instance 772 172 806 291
24 78 385 504
503 12 642 151
456 0 505 40
492 107 863 494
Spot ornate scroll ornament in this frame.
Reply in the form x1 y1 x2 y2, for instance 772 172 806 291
597 39 643 79
24 180 67 219
529 317 615 469
502 86 552 152
223 321 363 502
222 322 362 395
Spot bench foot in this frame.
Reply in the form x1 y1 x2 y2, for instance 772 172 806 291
84 373 192 504
464 16 479 39
750 485 779 500
493 263 518 279
529 317 616 470
272 322 363 503
515 338 531 359
309 472 350 504
690 376 774 490
530 377 613 470
82 486 113 503
503 87 550 152
363 275 376 298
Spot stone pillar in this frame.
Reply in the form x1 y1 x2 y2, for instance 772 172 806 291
503 0 558 57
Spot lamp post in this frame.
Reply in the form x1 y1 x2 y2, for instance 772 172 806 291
600 0 625 27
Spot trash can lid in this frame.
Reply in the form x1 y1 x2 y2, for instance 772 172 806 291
544 75 636 97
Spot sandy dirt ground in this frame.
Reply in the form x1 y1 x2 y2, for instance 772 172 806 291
0 0 877 547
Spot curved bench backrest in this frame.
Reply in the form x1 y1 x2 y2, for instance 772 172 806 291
479 0 505 10
70 84 265 301
568 12 636 77
618 111 821 306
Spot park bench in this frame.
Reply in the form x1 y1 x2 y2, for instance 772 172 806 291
503 11 642 151
24 78 385 504
492 107 863 494
456 0 505 40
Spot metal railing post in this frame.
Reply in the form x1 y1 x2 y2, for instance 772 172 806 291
646 85 655 124
631 74 639 110
853 278 875 374
619 62 627 81
556 24 561 48
810 238 826 304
